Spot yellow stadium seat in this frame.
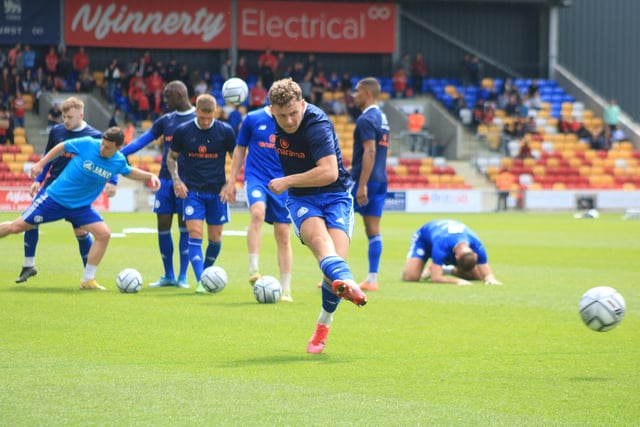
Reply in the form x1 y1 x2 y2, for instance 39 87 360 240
20 144 34 154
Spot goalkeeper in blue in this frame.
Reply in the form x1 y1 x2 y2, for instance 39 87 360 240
119 80 195 288
402 219 502 285
267 78 367 354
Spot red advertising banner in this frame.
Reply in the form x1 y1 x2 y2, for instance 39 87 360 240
64 0 231 49
237 1 395 53
0 188 110 212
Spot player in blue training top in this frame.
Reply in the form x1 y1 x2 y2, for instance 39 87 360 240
119 80 196 289
166 94 236 294
0 127 160 290
267 78 367 354
402 219 502 285
16 96 105 284
350 77 390 292
222 106 293 301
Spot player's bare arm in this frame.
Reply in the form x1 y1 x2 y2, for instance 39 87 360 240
166 149 187 198
356 139 376 206
222 145 247 203
478 264 502 285
125 168 161 191
269 155 338 195
30 142 66 179
430 263 471 286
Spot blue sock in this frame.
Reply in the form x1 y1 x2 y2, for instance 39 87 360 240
188 238 204 281
158 230 175 279
321 278 341 313
77 233 93 267
204 240 221 269
319 255 354 282
368 234 382 274
178 228 189 279
24 227 39 258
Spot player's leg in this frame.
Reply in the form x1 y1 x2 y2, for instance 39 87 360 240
186 218 205 287
4 212 41 282
402 257 426 282
18 226 39 283
273 222 292 301
360 214 382 290
203 223 223 270
176 210 189 287
150 178 178 287
72 226 93 267
202 194 228 271
247 201 266 284
78 217 111 291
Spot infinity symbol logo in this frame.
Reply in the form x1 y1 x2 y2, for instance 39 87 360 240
368 6 391 20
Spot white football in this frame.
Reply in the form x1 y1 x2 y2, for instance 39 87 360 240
222 77 249 105
116 268 143 293
201 266 227 293
579 286 625 332
253 275 282 304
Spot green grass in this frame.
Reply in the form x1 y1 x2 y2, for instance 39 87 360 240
0 211 638 426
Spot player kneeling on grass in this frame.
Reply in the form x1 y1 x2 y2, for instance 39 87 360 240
401 219 502 286
0 127 161 290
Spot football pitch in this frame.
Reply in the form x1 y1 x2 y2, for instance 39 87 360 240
0 211 638 426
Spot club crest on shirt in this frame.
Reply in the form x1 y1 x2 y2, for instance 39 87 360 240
185 205 194 216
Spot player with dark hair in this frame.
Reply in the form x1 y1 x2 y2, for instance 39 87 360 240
222 106 294 302
402 219 502 285
267 78 367 354
166 94 236 293
16 96 104 283
350 77 390 292
119 80 196 288
0 128 160 290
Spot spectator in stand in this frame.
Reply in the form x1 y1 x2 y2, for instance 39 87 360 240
0 67 9 105
0 106 12 145
164 57 179 82
248 78 268 111
150 88 164 120
145 69 164 95
274 52 288 80
340 72 353 93
311 71 328 106
504 93 520 117
0 48 6 70
495 169 516 211
258 46 277 90
44 46 58 77
26 72 42 114
72 47 90 77
604 99 620 132
108 107 120 128
220 57 233 81
104 57 122 106
75 67 95 93
7 43 21 69
304 53 319 77
14 50 24 78
395 53 411 76
299 71 313 103
517 140 533 159
178 64 193 97
290 61 305 83
47 103 62 128
327 71 340 93
56 47 72 86
22 44 36 74
524 116 538 135
345 88 361 122
460 53 472 86
140 50 152 73
11 94 26 128
193 78 209 97
411 52 428 95
392 67 408 99
407 108 426 152
235 56 250 82
469 56 481 86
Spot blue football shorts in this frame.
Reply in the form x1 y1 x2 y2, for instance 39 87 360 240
22 193 103 228
183 191 230 225
245 180 291 224
153 178 183 215
286 191 354 241
351 180 388 217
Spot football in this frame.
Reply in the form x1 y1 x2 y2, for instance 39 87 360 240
252 275 282 304
222 77 249 105
579 286 626 332
116 268 143 293
201 266 228 293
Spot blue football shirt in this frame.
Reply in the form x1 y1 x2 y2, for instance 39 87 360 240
351 104 390 183
235 107 283 182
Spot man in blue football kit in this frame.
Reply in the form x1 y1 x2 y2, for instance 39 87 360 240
119 80 195 288
222 106 293 301
0 128 160 290
350 77 390 292
16 96 104 283
166 94 236 293
267 78 367 354
402 219 502 285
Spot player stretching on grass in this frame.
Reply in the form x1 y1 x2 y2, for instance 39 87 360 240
350 77 390 292
16 97 104 283
166 94 236 294
222 106 294 302
267 78 367 354
402 219 502 285
119 81 195 288
0 128 160 290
